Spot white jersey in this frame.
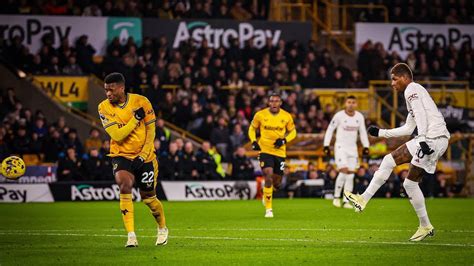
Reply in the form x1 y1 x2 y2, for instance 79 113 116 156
323 110 369 149
379 82 450 141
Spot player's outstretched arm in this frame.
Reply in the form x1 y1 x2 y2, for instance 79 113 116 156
373 114 416 139
105 108 145 142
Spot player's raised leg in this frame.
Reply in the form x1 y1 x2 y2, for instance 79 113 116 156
344 144 411 212
116 170 138 247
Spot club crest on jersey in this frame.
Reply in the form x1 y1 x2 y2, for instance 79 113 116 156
407 93 418 102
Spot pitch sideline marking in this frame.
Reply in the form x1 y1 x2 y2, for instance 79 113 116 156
1 228 473 233
0 231 473 248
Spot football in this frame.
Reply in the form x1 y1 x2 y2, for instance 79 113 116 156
1 156 26 180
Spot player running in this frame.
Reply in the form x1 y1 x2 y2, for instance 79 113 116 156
248 92 297 218
98 73 168 247
323 96 369 209
344 63 450 242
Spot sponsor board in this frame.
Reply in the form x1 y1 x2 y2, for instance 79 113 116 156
48 183 141 202
0 15 107 54
143 19 311 49
161 181 257 201
0 184 53 203
0 15 142 55
355 23 474 58
107 17 142 46
0 165 57 183
34 75 88 110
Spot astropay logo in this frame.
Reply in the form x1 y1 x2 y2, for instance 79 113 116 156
107 17 142 46
172 21 281 49
71 184 140 201
388 26 473 51
184 183 251 199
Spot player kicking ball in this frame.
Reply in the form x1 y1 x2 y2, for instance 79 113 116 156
344 63 450 242
249 92 297 218
98 73 168 247
323 96 369 209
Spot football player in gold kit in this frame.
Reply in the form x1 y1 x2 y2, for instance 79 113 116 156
248 93 297 218
98 73 167 247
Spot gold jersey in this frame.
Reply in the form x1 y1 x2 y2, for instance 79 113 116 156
98 93 156 162
251 108 295 158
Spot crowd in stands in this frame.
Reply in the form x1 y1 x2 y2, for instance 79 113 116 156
2 0 472 24
1 0 270 20
358 40 473 85
349 0 474 24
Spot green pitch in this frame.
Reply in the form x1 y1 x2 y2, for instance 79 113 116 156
0 199 473 265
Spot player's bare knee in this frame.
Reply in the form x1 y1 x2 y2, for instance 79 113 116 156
407 165 424 183
264 176 273 187
391 144 412 165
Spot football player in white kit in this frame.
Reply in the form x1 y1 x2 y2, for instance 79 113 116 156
323 96 370 209
344 63 450 242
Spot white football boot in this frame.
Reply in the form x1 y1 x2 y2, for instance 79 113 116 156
409 224 435 242
156 227 169 245
265 209 274 218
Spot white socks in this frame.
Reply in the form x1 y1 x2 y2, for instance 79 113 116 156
403 178 431 227
362 154 396 202
334 173 346 198
342 174 354 202
334 173 355 202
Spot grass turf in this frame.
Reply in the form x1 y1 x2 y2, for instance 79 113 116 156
0 199 473 265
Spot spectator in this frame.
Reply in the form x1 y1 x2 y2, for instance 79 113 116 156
64 129 84 157
231 147 254 180
181 141 199 179
75 35 96 74
229 123 246 152
196 141 219 180
62 56 84 75
31 117 47 139
159 142 181 180
57 147 83 181
81 148 105 180
210 117 231 161
84 128 102 153
43 129 65 162
11 126 30 156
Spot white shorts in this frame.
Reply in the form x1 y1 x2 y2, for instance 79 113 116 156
334 145 359 171
406 137 449 174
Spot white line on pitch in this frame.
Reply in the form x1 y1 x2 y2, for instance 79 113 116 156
0 231 472 248
1 228 473 233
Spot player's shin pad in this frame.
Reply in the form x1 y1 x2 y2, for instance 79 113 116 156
263 186 273 210
120 194 134 233
143 196 166 228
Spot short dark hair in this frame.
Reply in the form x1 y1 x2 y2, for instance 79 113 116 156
104 72 125 84
346 95 356 100
269 91 281 98
390 63 413 80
